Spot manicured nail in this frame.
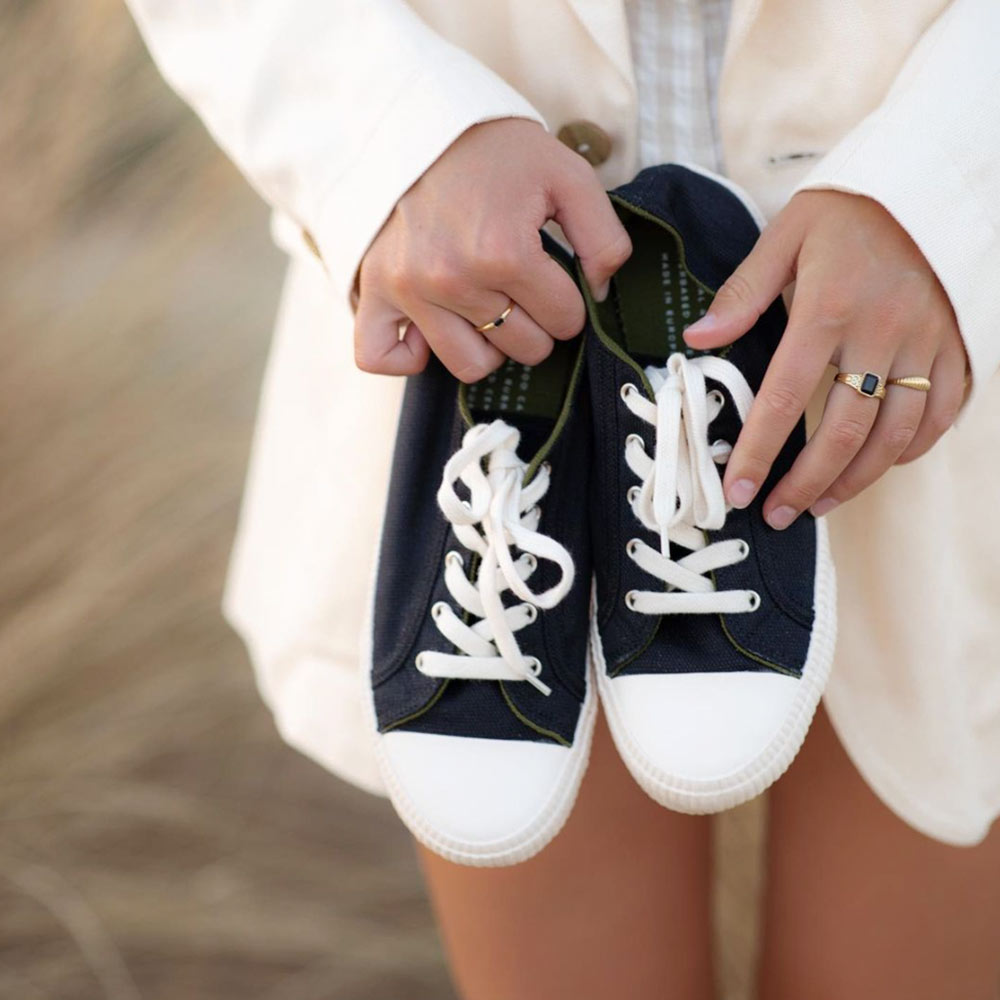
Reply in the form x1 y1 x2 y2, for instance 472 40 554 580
684 313 718 336
594 280 610 302
811 497 840 518
766 505 798 531
728 478 757 509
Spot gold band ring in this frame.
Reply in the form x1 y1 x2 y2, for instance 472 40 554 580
886 375 932 392
834 371 887 400
474 300 515 333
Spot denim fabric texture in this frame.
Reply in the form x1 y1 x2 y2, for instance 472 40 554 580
583 164 816 679
371 232 593 746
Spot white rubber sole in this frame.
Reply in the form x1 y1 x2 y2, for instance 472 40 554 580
594 515 837 814
360 534 598 866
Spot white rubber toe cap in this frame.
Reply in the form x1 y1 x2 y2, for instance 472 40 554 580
604 670 801 802
378 730 577 864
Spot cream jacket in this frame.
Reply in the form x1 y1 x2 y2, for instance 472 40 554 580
125 0 1000 836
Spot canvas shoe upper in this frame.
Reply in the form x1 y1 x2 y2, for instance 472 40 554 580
366 234 595 866
581 163 837 814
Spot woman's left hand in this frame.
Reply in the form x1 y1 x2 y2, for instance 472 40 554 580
683 189 968 529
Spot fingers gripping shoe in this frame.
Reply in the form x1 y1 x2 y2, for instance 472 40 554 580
581 163 837 814
366 238 595 866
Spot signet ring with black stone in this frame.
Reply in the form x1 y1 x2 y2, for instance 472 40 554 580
834 370 887 400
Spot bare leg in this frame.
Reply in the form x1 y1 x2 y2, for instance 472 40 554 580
759 703 1000 1000
418 710 714 1000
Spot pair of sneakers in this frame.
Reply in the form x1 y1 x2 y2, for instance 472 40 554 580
364 164 836 867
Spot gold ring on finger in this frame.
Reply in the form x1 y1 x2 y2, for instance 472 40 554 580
834 370 887 400
886 375 932 393
474 299 515 333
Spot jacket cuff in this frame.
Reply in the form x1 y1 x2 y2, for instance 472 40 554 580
791 113 999 413
306 53 547 315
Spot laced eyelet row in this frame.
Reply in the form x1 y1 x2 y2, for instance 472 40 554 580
616 353 763 620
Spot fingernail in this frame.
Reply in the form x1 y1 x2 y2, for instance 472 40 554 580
811 497 840 518
594 280 610 302
766 505 797 531
684 313 718 336
728 478 757 509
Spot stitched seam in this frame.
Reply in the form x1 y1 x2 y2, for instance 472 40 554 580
499 682 571 747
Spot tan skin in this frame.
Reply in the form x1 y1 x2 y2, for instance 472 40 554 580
355 118 996 997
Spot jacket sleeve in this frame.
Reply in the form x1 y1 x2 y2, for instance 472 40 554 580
123 0 547 311
791 0 1000 410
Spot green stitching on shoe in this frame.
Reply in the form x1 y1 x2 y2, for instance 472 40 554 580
708 563 801 677
499 681 571 747
381 678 451 733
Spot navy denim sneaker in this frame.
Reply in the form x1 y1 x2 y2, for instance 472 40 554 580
580 163 836 814
365 234 595 866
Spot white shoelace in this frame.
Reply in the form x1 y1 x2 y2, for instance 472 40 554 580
416 420 575 696
620 352 760 615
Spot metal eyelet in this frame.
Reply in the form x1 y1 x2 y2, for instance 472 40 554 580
526 657 542 676
625 432 645 450
619 382 637 402
626 538 641 557
431 601 448 619
625 590 639 611
627 485 641 504
708 388 725 407
736 539 750 560
711 438 729 452
747 590 761 611
444 550 464 568
522 603 538 623
523 553 538 571
415 652 427 670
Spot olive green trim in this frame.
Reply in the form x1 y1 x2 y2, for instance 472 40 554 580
499 682 571 747
716 613 800 678
576 255 654 394
708 562 800 677
458 384 474 428
524 335 585 484
608 606 663 678
381 678 450 733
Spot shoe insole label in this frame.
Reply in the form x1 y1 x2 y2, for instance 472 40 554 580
464 342 572 422
613 214 714 362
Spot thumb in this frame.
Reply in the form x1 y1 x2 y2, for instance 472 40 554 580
549 165 632 301
683 219 800 349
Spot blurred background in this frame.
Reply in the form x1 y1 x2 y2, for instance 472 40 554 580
0 3 764 997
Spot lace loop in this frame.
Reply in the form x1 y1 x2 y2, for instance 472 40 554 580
419 420 574 696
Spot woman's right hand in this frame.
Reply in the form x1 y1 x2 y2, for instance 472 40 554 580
352 117 632 381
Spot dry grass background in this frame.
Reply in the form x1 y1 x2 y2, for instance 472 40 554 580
0 3 764 997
